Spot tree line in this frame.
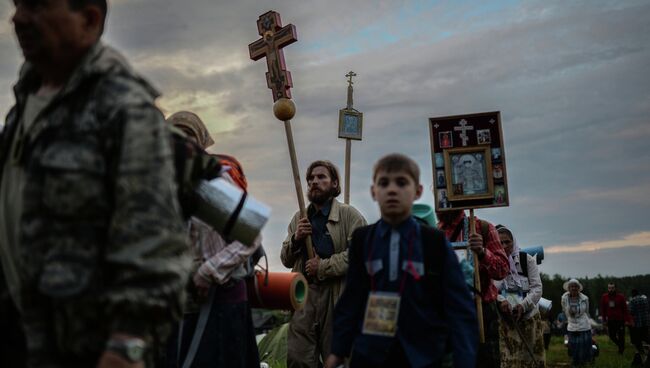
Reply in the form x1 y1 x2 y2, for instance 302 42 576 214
540 273 650 321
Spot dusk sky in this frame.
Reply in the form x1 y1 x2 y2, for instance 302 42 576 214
1 0 649 278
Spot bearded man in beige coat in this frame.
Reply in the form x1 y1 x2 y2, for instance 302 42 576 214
281 160 366 368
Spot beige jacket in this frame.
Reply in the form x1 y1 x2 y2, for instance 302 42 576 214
280 199 366 292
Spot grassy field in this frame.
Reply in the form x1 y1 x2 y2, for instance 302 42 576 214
546 333 638 367
259 331 641 367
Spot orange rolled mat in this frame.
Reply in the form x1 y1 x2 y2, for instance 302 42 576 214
247 271 307 311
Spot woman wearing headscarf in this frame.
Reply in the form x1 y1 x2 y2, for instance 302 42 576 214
165 111 262 368
494 225 545 368
561 278 593 366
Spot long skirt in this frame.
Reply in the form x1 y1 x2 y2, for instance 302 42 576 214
567 330 593 366
164 283 260 368
499 311 546 368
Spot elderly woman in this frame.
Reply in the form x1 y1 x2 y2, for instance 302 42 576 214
561 278 593 366
494 225 545 368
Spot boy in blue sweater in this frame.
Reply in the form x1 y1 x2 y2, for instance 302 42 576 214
326 153 477 367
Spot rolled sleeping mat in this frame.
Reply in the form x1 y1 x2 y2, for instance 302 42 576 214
538 297 552 314
193 178 271 247
247 271 308 311
521 246 544 265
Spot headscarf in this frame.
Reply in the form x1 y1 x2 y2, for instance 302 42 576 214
166 111 215 149
496 225 525 288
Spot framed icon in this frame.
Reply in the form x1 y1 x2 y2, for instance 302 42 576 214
444 146 494 201
338 109 363 140
429 111 508 211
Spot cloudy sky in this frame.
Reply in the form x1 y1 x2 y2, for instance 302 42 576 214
1 0 649 278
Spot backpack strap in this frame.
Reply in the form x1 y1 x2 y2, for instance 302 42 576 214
420 224 446 316
519 251 529 278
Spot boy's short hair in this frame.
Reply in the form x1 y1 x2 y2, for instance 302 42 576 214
373 153 420 185
305 160 342 197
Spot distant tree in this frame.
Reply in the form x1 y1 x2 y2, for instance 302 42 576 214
538 273 650 322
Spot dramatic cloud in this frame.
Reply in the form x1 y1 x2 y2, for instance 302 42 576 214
1 0 649 277
547 231 650 254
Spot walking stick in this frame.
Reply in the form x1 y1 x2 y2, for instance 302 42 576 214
469 209 485 343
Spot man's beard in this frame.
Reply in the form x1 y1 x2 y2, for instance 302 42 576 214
308 187 334 205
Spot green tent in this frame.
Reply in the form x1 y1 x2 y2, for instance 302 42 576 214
257 323 289 368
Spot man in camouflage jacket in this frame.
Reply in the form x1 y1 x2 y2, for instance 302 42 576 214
0 1 190 367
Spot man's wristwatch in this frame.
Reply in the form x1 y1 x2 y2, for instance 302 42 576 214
106 337 146 363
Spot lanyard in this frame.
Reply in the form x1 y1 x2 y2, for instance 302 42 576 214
367 226 418 295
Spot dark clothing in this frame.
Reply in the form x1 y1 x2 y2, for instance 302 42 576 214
308 199 335 258
331 218 477 368
600 292 628 322
0 285 26 368
607 320 626 353
167 282 259 368
349 340 409 367
477 301 501 368
630 326 649 355
629 294 650 354
630 295 650 328
543 332 551 350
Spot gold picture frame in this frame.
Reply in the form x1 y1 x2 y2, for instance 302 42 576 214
444 146 494 201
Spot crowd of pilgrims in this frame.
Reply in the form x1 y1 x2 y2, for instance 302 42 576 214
3 1 650 368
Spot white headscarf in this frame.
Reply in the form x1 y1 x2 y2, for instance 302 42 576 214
497 225 526 289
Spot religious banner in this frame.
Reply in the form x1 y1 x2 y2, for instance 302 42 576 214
429 111 509 211
338 109 363 140
338 71 363 204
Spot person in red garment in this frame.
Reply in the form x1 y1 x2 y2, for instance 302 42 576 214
436 210 509 368
600 282 629 354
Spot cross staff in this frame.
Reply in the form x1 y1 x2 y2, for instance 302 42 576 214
249 11 297 102
249 11 315 260
343 71 356 204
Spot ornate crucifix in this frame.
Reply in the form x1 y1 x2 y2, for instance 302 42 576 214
249 11 297 102
345 71 356 109
249 11 315 260
454 119 474 146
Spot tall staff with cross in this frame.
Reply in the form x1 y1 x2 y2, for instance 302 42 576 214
249 11 315 259
338 71 364 204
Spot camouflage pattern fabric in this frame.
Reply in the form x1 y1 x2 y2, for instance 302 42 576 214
0 42 190 367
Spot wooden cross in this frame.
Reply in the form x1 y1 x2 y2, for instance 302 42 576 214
345 71 356 109
249 11 297 102
454 119 474 146
346 71 357 86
